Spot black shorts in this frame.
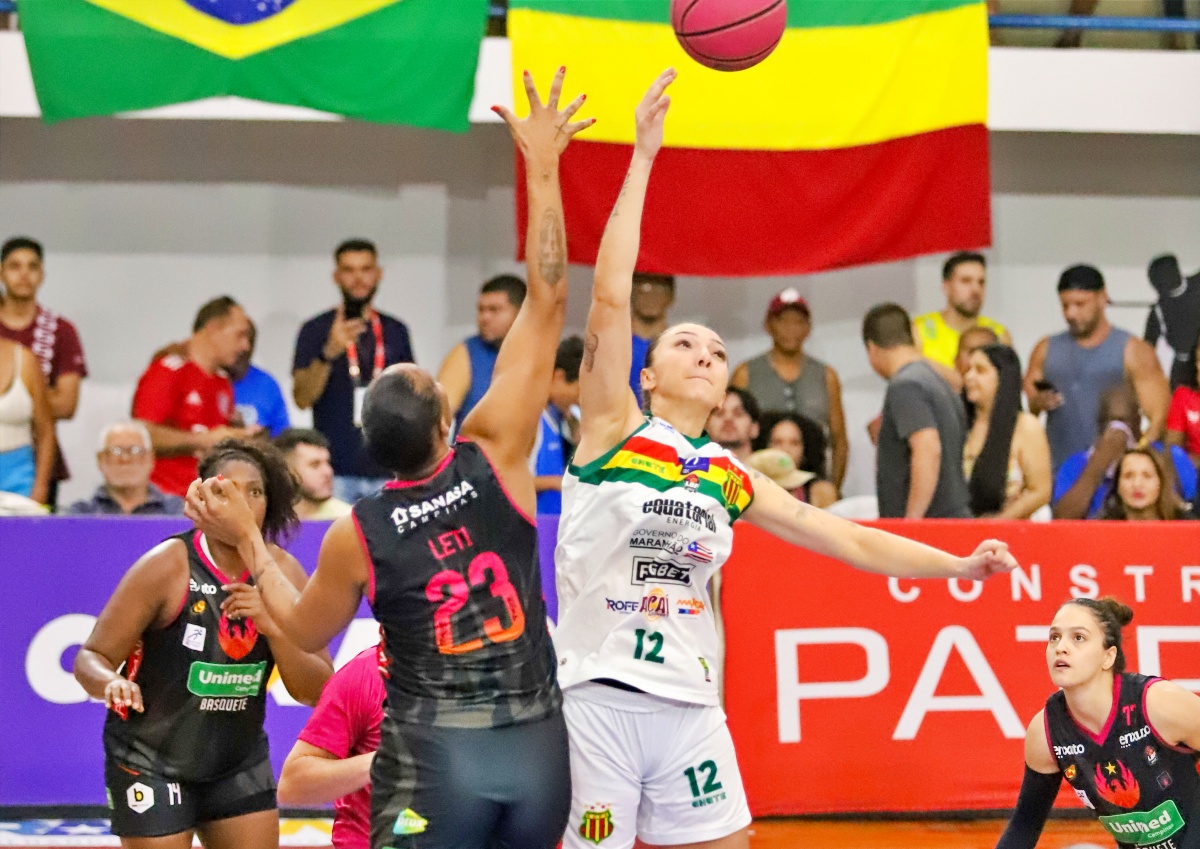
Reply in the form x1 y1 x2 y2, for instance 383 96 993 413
370 710 570 849
104 753 276 838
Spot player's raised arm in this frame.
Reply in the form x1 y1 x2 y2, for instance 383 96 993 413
461 68 593 475
575 69 675 465
744 472 1017 581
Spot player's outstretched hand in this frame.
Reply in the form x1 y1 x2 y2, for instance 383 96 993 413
958 539 1017 581
184 475 258 547
104 677 143 715
634 68 676 161
493 67 595 163
221 582 280 639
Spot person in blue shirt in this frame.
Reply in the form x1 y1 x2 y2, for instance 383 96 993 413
629 272 674 404
437 275 526 430
291 239 415 504
1053 384 1196 519
531 336 583 516
230 320 289 438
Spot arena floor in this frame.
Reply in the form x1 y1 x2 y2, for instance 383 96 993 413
0 816 1111 847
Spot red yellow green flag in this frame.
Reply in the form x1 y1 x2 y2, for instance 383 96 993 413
510 0 991 275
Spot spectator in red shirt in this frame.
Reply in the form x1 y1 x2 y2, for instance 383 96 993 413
1166 337 1200 468
132 296 259 496
278 646 384 849
0 236 88 508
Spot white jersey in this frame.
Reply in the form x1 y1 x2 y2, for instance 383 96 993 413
555 418 754 705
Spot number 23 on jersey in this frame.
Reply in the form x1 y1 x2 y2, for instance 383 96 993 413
424 551 526 655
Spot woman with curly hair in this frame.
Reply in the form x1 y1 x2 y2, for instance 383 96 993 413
74 438 332 849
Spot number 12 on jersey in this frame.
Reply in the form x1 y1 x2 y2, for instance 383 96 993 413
633 629 664 664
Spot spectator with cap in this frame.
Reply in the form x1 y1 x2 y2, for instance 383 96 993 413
1025 264 1170 473
132 296 260 497
863 303 971 519
912 252 1010 390
437 274 526 430
1053 384 1196 520
706 387 760 464
274 428 351 521
731 288 847 489
229 318 289 438
749 445 838 508
67 421 184 516
292 239 415 503
0 236 88 508
629 272 675 403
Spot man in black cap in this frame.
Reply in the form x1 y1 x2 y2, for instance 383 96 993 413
1024 264 1169 472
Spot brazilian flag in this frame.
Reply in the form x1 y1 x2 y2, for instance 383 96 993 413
20 0 490 129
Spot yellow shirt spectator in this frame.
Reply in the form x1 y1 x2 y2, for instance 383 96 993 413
913 311 1009 369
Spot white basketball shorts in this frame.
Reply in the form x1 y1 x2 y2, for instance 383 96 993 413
561 682 751 848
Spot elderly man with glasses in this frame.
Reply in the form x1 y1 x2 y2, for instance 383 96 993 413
66 422 184 516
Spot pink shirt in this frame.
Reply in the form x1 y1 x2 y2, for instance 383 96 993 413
296 647 384 849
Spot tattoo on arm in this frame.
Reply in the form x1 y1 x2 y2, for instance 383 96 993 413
584 333 599 372
608 172 632 221
537 208 566 284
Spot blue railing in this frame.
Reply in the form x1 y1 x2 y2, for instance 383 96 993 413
0 2 1197 34
991 14 1200 32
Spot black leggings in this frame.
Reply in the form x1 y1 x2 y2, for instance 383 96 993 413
370 711 570 849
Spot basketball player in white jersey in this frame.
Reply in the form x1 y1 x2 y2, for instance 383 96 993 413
554 69 1019 849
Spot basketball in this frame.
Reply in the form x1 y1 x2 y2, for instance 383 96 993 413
671 0 788 72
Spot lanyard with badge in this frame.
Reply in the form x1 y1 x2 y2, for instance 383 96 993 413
347 313 385 427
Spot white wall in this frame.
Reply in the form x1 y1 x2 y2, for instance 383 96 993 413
1 118 1198 504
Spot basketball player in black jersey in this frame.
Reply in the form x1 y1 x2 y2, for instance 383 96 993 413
997 597 1200 849
184 68 593 849
75 440 333 849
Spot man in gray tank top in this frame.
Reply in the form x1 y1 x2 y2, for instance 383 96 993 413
1024 265 1169 472
730 288 847 489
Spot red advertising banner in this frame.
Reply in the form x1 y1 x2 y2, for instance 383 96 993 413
722 520 1200 816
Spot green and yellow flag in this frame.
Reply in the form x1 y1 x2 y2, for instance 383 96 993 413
21 0 489 129
510 0 991 276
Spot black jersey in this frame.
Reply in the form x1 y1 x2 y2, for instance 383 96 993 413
353 440 560 729
104 530 274 783
1046 673 1200 849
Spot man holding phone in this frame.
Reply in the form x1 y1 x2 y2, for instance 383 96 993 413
293 239 414 503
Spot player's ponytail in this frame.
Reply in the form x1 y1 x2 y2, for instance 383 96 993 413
1064 596 1134 674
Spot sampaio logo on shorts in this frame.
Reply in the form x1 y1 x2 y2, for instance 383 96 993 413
631 557 692 587
579 804 614 844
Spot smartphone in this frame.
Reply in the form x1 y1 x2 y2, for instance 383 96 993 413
1033 379 1056 393
342 293 365 320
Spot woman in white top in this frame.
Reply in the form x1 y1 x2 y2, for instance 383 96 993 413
554 70 1019 849
0 338 54 504
962 344 1052 518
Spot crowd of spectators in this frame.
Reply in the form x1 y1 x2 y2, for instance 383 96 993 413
0 235 1195 524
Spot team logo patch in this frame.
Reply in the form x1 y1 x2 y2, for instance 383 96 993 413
218 614 258 660
1064 764 1077 781
126 782 154 814
1144 745 1158 766
683 474 700 493
640 589 669 622
393 808 428 835
1095 760 1140 809
579 805 614 844
191 599 207 614
1157 771 1173 790
182 623 206 652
